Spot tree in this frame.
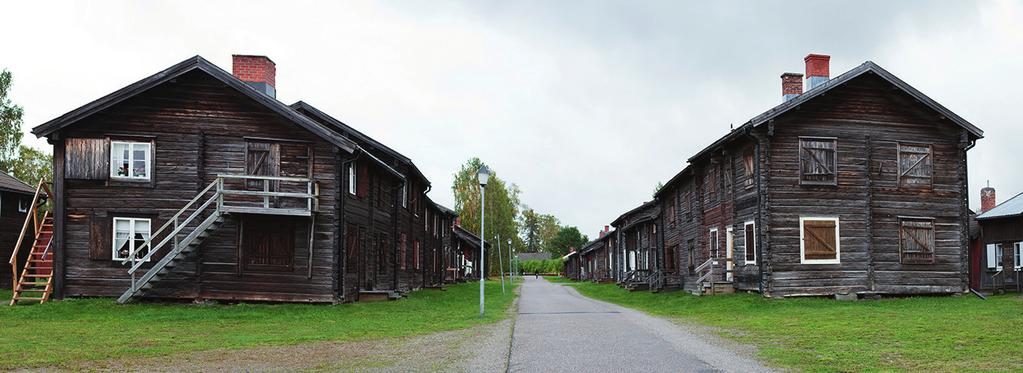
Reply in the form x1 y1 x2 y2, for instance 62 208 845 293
519 207 559 254
452 157 521 276
13 145 52 184
547 226 589 257
653 181 664 197
0 69 25 173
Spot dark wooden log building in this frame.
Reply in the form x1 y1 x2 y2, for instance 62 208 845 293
1 172 37 289
29 55 462 303
578 226 614 282
611 54 983 297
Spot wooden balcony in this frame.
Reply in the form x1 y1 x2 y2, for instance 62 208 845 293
216 174 319 217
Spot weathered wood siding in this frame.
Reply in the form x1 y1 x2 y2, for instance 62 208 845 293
1 190 33 288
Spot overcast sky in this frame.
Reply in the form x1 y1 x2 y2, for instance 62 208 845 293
3 1 1021 237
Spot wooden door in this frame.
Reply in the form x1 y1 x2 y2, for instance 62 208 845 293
241 216 294 272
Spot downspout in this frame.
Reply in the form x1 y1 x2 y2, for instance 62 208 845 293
744 127 767 295
340 151 362 301
390 177 405 292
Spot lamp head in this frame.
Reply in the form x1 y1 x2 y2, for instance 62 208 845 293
477 165 491 187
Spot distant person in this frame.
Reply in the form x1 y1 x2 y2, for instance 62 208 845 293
534 272 539 279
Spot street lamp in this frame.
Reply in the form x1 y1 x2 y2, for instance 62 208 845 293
477 165 490 318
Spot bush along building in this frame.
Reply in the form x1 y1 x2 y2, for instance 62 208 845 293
23 55 467 304
610 54 982 298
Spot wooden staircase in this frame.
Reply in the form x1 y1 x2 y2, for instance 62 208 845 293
9 180 54 305
690 257 735 296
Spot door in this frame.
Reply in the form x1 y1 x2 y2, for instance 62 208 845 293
726 227 734 282
241 216 295 272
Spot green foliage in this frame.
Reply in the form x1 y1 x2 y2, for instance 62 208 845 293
452 157 522 276
12 145 52 184
519 208 560 253
566 281 1023 372
0 281 518 369
653 181 664 197
517 259 564 274
0 69 26 173
547 226 588 257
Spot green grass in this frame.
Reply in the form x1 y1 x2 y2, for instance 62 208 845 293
0 281 518 369
557 279 1023 372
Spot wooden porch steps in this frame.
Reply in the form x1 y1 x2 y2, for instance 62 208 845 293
359 290 402 302
10 215 54 306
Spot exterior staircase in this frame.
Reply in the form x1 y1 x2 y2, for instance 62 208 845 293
689 257 735 296
9 180 54 305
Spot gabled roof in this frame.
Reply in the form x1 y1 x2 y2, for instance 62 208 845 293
0 171 35 195
611 200 659 227
433 201 458 217
578 239 604 255
453 225 489 248
32 56 358 154
976 191 1023 221
292 101 432 186
689 61 983 163
653 165 692 199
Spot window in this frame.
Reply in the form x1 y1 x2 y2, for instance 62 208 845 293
246 142 279 189
744 221 756 264
110 141 151 180
667 195 677 225
686 239 695 271
898 143 932 188
347 163 357 195
401 183 408 208
665 244 677 271
799 137 837 185
399 234 408 270
1015 242 1022 270
800 217 840 264
987 244 1003 270
743 149 755 188
709 228 719 258
18 198 29 213
112 217 151 261
413 240 421 270
899 218 935 264
704 169 718 205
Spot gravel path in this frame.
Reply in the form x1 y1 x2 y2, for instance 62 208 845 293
508 277 776 373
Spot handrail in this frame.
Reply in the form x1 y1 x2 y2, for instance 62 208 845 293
10 179 53 294
121 178 220 267
217 174 313 182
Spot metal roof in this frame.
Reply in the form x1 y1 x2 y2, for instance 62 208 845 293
976 191 1023 220
0 171 35 195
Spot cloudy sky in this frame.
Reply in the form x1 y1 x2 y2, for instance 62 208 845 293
3 1 1021 236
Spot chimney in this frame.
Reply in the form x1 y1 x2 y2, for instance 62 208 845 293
981 184 996 213
804 54 830 90
232 55 276 98
781 73 803 101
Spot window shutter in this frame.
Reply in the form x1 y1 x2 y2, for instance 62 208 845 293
898 144 933 188
799 138 837 185
357 162 369 197
900 219 935 264
803 220 837 260
88 215 111 260
66 138 109 180
987 244 998 269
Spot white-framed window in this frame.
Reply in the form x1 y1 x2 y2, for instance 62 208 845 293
18 197 30 213
744 221 756 264
800 216 840 264
986 244 1003 270
1015 242 1022 270
709 228 719 258
113 217 152 261
110 141 151 180
401 183 408 208
347 163 356 195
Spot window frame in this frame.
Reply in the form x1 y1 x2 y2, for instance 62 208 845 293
18 197 30 213
798 137 838 186
986 244 1002 270
799 216 841 264
347 163 357 196
898 217 936 264
743 148 755 188
112 217 152 262
897 142 933 189
708 227 719 258
110 140 153 181
1015 242 1022 270
744 220 756 264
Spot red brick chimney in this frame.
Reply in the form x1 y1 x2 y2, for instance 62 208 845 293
781 72 803 101
981 185 996 213
232 55 276 98
805 54 830 90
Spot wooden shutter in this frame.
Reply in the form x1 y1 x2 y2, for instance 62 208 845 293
743 149 755 187
900 219 935 264
87 214 110 260
66 138 109 180
803 219 837 260
799 138 837 185
664 245 676 270
898 144 932 188
357 162 369 197
245 142 280 188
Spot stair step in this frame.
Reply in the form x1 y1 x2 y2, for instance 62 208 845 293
23 274 52 278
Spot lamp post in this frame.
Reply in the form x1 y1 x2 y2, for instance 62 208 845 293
477 165 490 318
509 238 515 282
497 234 505 294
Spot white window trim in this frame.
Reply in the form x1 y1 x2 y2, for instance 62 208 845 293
112 217 152 262
1014 242 1022 270
110 141 152 180
347 163 357 195
800 216 841 264
708 227 719 258
987 244 1002 270
744 220 756 265
401 183 408 208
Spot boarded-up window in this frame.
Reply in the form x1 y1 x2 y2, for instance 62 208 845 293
709 228 719 258
898 143 932 188
242 216 294 271
665 244 677 271
744 221 756 263
800 217 840 263
667 195 677 225
65 138 109 180
900 218 935 264
743 149 755 187
245 142 280 188
686 239 695 271
413 240 421 270
799 138 837 185
400 233 408 270
704 169 718 205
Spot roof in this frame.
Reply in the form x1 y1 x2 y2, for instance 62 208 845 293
578 239 604 255
453 225 489 248
291 101 431 186
0 171 35 195
517 252 552 261
32 56 358 154
689 61 983 163
611 200 659 227
976 191 1023 221
432 202 457 217
562 251 578 260
653 165 693 199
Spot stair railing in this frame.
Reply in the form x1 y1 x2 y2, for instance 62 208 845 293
9 179 53 294
694 257 734 285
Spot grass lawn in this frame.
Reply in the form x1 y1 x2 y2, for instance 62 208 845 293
0 280 518 369
555 277 1023 372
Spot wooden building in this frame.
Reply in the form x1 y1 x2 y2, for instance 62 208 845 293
578 226 614 282
563 250 581 280
610 201 661 290
622 54 983 297
29 55 454 303
974 187 1022 292
1 172 37 289
452 224 488 281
